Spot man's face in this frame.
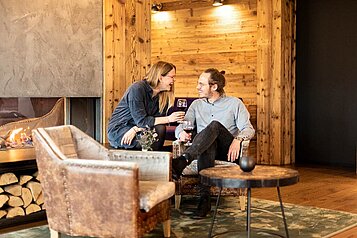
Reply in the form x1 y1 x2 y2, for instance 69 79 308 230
197 72 214 98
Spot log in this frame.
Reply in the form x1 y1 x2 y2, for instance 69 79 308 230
0 194 9 208
25 204 41 215
41 203 45 210
8 196 24 207
21 187 33 208
19 175 33 186
33 171 41 182
4 184 22 196
35 192 44 205
0 210 7 219
0 173 18 186
26 181 42 201
6 207 25 218
0 187 3 193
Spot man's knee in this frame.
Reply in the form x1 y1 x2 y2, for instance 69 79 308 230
207 120 224 130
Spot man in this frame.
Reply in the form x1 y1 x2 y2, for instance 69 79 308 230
172 68 255 218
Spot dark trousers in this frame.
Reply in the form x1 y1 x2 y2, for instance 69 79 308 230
185 121 235 195
110 124 166 151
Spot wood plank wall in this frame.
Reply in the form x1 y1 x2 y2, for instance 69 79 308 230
256 0 295 164
151 0 258 106
103 0 151 141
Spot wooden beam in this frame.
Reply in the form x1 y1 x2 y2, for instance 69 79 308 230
103 0 151 142
256 0 295 165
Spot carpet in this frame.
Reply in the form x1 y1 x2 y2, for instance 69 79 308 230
1 196 357 238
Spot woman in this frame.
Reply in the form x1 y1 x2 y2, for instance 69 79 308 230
107 61 185 150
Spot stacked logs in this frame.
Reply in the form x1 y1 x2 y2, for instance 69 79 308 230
0 171 44 219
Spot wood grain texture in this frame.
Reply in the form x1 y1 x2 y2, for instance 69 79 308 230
103 0 151 142
252 166 357 214
151 0 258 103
256 0 295 165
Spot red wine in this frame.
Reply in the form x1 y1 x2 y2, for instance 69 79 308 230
183 128 194 133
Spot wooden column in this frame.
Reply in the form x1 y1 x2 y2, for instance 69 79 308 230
256 0 295 165
103 0 151 142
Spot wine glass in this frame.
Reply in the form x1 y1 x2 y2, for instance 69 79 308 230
177 99 188 111
176 99 187 123
182 120 194 146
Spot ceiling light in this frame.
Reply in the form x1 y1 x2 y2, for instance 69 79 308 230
212 0 224 7
152 3 163 13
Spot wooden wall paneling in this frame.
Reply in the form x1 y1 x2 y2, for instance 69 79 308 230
125 0 138 87
103 0 115 142
136 0 152 78
113 1 126 108
103 0 151 142
271 0 282 164
257 0 295 164
290 0 297 163
152 0 258 105
257 0 272 164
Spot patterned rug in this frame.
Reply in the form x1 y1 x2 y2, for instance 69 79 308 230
1 196 357 238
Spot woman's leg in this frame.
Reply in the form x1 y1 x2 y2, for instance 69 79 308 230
151 124 166 151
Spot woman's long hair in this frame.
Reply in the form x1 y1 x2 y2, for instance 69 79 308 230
145 61 176 113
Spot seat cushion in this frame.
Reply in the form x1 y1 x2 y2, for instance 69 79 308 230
139 181 175 212
183 160 238 175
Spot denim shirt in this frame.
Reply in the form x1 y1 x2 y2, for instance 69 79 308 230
107 80 165 147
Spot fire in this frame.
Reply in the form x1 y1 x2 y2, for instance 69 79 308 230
9 128 23 142
4 126 33 148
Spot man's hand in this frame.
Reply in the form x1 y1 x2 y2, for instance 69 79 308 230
227 139 242 162
179 131 191 142
121 127 137 145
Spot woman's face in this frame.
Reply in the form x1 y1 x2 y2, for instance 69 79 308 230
158 68 176 91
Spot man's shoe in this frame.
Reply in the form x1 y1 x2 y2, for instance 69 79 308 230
191 195 211 219
172 154 189 180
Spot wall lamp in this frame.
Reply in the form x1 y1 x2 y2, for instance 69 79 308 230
152 3 163 13
212 0 224 7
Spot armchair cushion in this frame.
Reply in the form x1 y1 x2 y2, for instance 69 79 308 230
139 181 175 212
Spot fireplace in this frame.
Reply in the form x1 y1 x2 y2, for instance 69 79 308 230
0 97 101 228
0 98 64 150
0 97 101 150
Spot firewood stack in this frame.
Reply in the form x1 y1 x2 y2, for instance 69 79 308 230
0 171 44 219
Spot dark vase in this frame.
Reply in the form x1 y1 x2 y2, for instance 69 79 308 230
239 156 256 172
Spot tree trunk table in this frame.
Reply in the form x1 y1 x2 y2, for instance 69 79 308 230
200 165 299 238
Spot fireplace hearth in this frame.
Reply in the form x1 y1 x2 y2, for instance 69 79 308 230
0 98 64 151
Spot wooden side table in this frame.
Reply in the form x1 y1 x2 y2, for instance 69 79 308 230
200 165 299 238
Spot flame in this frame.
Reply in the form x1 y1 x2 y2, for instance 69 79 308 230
8 128 23 142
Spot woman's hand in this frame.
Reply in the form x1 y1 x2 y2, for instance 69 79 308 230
121 127 139 146
227 139 242 162
168 111 185 123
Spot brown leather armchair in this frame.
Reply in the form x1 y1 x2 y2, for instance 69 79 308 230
32 125 174 238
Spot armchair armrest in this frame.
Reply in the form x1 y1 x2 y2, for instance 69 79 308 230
108 150 172 181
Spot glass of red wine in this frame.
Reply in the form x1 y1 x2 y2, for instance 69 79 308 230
182 120 194 146
176 99 187 123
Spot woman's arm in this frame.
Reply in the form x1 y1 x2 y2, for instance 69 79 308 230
154 111 185 125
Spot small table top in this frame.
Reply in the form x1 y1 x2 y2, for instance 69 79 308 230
200 165 299 188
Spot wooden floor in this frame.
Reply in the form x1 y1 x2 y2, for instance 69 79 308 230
252 165 357 237
1 165 356 236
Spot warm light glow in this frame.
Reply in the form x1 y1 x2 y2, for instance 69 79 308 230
212 0 223 7
9 128 23 142
212 5 238 25
152 11 171 22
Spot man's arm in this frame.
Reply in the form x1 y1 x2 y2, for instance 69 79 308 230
235 100 255 141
